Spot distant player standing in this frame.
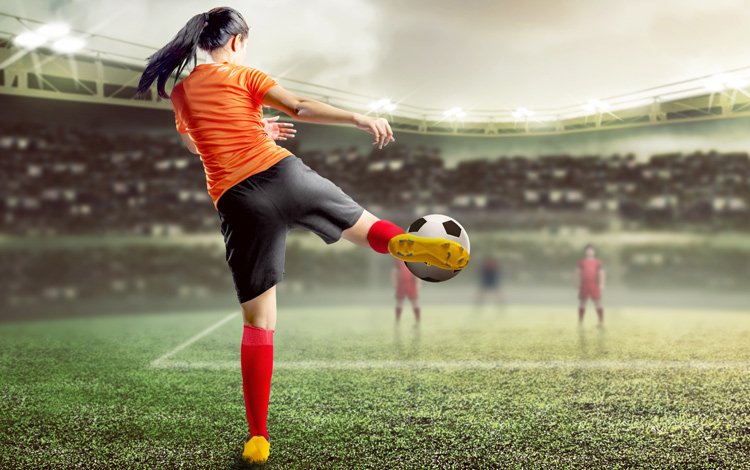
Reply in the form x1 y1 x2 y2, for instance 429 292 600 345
476 255 502 306
577 244 605 325
392 260 421 324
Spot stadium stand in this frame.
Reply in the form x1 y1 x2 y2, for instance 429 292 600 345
2 121 749 236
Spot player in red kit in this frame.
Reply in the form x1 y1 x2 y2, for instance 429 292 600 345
577 244 606 326
392 260 421 324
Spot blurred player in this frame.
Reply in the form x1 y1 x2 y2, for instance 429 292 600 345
392 260 421 324
476 254 502 307
137 7 468 465
577 244 605 326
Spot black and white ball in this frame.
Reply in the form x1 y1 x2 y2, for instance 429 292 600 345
404 214 470 282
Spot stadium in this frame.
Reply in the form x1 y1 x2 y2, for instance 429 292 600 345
1 1 749 468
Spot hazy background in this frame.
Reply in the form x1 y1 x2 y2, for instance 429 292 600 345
0 0 749 321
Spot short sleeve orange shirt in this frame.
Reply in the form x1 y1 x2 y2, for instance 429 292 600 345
170 62 292 208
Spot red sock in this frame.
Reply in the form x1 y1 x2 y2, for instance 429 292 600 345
367 220 404 254
241 325 274 440
414 307 421 322
395 307 402 321
578 307 585 321
596 307 604 323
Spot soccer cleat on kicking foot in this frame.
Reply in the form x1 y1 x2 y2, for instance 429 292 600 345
242 435 270 465
388 233 469 270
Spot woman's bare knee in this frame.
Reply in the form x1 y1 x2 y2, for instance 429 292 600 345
240 286 278 329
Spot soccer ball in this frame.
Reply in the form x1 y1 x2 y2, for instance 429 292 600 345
403 214 470 282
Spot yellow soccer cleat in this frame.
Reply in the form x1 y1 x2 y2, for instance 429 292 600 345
242 435 270 465
388 233 470 270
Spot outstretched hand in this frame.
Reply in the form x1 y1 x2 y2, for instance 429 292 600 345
262 116 296 141
354 114 395 149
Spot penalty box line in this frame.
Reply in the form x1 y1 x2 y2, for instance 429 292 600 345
151 359 750 371
150 312 237 368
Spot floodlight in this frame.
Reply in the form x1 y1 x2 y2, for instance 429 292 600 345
51 37 85 53
583 99 610 114
37 23 71 39
368 98 396 113
13 31 46 49
443 107 466 119
512 107 534 119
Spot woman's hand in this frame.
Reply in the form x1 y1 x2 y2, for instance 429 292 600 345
354 114 395 149
262 116 296 141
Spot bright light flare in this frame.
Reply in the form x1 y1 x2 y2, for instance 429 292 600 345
51 37 85 54
583 99 611 114
512 107 534 119
37 23 71 39
368 98 397 113
13 31 46 50
443 107 466 120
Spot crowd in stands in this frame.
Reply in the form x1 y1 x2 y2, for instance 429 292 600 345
1 121 749 236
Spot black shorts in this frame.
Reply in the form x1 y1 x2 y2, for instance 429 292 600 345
216 155 364 303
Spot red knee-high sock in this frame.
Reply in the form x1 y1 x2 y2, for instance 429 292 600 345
413 307 421 323
596 307 604 323
241 325 274 440
395 307 402 322
367 220 405 254
578 307 585 322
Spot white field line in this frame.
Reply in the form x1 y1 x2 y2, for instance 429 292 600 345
149 312 750 372
150 312 237 367
151 359 750 371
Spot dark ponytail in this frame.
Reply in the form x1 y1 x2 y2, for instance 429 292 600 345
137 7 250 99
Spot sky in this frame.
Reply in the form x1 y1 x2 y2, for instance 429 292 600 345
4 0 750 111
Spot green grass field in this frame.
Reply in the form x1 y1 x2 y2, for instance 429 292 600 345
1 304 749 469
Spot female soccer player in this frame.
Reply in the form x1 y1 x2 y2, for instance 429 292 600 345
137 7 468 464
577 244 606 326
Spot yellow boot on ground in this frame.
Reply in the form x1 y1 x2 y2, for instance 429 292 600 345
242 435 270 465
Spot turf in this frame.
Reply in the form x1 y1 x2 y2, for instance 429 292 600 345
1 305 749 469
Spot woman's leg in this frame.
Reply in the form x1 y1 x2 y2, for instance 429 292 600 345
239 286 277 464
341 209 381 247
342 209 469 269
241 285 278 329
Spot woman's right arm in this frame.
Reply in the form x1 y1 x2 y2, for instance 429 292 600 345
263 85 395 149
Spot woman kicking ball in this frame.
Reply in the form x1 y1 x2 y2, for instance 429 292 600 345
137 7 468 464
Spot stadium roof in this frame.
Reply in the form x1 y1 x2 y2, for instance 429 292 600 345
4 1 750 108
3 1 750 136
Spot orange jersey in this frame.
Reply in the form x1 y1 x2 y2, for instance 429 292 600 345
170 62 292 207
578 258 602 287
